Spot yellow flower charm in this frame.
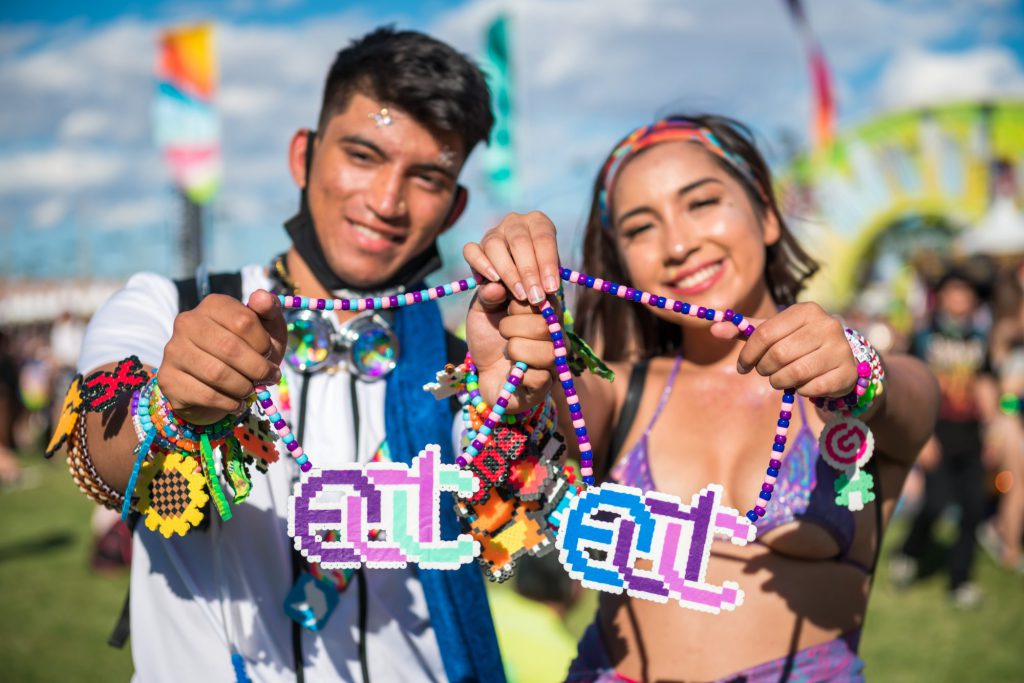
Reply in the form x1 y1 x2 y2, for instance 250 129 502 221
137 452 209 538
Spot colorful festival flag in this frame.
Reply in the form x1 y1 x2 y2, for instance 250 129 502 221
784 0 836 149
480 15 521 206
153 23 222 205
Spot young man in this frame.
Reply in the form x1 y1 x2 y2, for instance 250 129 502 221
892 269 994 609
69 27 503 681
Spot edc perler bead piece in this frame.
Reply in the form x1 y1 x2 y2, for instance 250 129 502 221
136 451 210 538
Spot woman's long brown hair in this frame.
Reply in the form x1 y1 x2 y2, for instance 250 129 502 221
574 114 819 362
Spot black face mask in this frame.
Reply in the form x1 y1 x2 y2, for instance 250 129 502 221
283 130 443 295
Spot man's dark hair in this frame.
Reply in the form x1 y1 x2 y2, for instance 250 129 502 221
318 26 494 156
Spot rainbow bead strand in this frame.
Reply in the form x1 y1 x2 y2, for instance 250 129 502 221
457 361 528 468
276 277 479 313
254 384 312 472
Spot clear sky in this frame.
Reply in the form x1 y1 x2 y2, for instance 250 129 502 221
2 0 1022 282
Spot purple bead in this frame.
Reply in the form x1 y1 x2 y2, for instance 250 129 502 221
564 387 576 397
762 483 774 493
769 459 782 469
413 291 423 303
435 286 446 298
780 411 792 420
625 287 635 299
743 325 755 336
648 295 659 307
508 375 521 386
274 419 286 429
341 299 351 310
673 301 683 312
472 439 485 450
553 339 565 349
286 441 298 452
601 281 611 292
316 299 326 310
577 435 590 444
857 377 870 387
291 296 302 308
697 306 707 318
389 295 399 308
774 435 787 445
459 279 468 291
484 419 497 429
456 456 468 467
754 506 766 517
260 398 273 409
366 298 375 309
724 309 734 319
496 397 509 408
300 461 313 472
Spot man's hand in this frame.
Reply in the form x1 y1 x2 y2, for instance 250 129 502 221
157 290 287 424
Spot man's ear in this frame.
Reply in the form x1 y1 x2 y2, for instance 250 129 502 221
439 185 469 234
288 128 315 190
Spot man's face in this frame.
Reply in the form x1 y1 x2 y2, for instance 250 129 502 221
936 278 978 320
300 92 466 287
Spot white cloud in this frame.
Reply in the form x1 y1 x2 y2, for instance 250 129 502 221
98 196 173 230
30 197 69 228
0 148 125 193
58 108 114 140
877 46 1024 111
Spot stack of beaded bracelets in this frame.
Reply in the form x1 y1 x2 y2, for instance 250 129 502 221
125 375 253 520
810 328 885 417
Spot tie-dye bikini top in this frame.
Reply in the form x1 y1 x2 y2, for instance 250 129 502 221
610 356 864 567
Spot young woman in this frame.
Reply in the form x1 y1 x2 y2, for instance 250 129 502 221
463 115 939 682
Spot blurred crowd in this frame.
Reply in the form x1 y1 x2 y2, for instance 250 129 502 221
851 255 1024 609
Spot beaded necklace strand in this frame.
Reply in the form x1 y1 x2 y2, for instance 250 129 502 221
257 267 800 524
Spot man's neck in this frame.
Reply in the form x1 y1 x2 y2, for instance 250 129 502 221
284 247 359 324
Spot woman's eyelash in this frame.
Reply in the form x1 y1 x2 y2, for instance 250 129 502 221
690 197 719 210
623 224 652 238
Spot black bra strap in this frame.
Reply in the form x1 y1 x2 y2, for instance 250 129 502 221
602 359 650 482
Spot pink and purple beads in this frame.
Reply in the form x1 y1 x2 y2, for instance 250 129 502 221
457 361 528 468
254 384 312 472
259 268 798 519
559 266 791 521
277 277 478 313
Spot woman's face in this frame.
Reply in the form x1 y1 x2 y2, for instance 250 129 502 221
610 141 780 324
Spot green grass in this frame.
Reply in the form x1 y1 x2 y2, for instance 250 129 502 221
0 457 133 682
2 453 1021 681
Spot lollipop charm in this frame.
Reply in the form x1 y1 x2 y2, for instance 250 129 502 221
813 329 885 511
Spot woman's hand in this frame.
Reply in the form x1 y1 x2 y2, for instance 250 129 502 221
712 302 859 399
463 211 562 305
464 212 564 409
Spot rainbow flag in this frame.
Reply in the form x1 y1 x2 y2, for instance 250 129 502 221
153 23 221 205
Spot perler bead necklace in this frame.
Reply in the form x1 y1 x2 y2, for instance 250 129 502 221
257 266 812 524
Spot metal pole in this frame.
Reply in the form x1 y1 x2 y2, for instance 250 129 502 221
181 189 203 277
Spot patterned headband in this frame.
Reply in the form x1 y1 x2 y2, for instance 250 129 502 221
598 117 761 230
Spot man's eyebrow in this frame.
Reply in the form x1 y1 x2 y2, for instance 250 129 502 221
411 162 457 181
341 135 388 158
342 135 458 181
